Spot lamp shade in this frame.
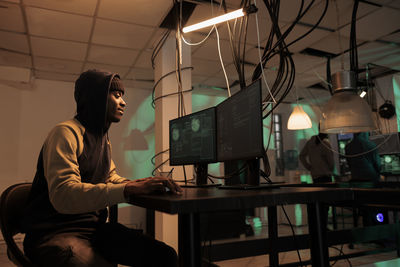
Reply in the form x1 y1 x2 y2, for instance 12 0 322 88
287 105 312 130
320 71 377 134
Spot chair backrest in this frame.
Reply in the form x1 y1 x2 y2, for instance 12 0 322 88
0 183 35 266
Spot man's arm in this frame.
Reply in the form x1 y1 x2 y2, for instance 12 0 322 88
44 126 126 214
299 142 312 170
106 160 130 184
322 140 334 171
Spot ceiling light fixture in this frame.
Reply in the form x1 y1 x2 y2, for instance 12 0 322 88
182 5 257 33
287 105 312 130
182 9 244 33
359 90 367 98
320 70 377 134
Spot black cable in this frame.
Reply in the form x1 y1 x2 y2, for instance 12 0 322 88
330 245 353 267
151 66 193 109
285 0 329 48
152 158 170 176
350 0 360 84
250 0 329 121
151 149 170 165
151 29 171 69
327 56 333 95
207 162 248 180
152 88 194 107
281 205 304 267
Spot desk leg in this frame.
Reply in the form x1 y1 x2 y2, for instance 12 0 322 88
178 213 201 267
307 202 329 267
268 206 279 267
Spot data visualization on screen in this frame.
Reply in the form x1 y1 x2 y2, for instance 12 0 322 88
169 107 217 165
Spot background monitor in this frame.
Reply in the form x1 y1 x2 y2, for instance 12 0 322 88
216 79 264 162
338 133 354 140
169 107 217 166
369 133 400 155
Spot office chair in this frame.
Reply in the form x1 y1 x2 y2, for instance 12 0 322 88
0 182 35 266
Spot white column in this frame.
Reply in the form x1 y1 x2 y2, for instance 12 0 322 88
153 34 193 250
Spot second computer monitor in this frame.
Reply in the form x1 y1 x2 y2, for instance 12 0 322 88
216 79 264 162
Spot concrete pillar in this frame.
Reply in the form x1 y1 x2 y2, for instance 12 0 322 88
153 34 193 250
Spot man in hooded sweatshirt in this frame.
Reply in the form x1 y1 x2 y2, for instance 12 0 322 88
21 69 182 267
299 132 334 184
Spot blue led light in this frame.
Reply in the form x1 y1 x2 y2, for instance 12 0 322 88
376 213 384 223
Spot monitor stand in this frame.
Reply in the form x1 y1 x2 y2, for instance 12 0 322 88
180 163 221 188
219 158 280 190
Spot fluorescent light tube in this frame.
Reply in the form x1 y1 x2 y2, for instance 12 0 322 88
182 9 245 33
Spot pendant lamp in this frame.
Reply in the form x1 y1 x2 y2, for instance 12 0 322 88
320 70 377 134
287 105 312 130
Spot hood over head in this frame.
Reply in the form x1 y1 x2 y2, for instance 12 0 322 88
74 69 124 134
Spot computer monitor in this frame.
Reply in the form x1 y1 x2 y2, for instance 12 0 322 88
216 79 264 185
369 133 400 155
169 107 217 184
216 79 264 161
338 133 354 141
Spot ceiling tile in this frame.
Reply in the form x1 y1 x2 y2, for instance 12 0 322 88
201 75 231 89
192 75 208 85
34 70 78 82
146 28 170 51
373 54 400 71
245 47 281 68
300 0 352 30
31 36 87 61
23 0 97 16
278 0 315 23
301 0 380 31
134 51 153 69
0 31 29 53
339 7 400 41
191 57 223 76
246 12 273 46
308 32 366 55
92 19 154 50
0 2 25 32
125 68 153 81
0 50 31 68
26 7 92 42
191 37 232 62
380 31 400 44
368 0 395 6
122 79 153 91
388 0 400 8
357 41 400 66
34 57 83 74
295 72 323 89
292 53 326 73
82 62 129 77
283 24 331 53
221 63 253 82
311 52 350 75
184 2 231 34
87 45 139 66
98 0 173 27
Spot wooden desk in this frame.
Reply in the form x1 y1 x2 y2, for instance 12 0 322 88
129 186 353 267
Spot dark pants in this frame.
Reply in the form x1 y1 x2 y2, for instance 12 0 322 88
24 223 178 267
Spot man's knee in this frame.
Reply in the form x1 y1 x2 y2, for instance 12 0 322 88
29 234 113 267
